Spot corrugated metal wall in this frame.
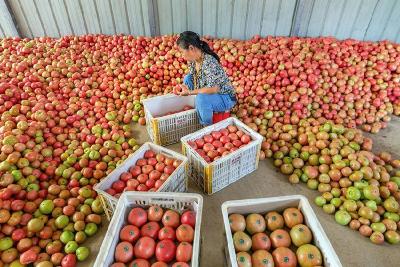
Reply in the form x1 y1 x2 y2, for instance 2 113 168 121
1 0 400 43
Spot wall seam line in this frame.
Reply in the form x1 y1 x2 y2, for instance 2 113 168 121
33 0 47 36
108 0 117 34
274 0 282 36
48 0 61 37
63 0 75 35
363 0 379 40
17 0 33 38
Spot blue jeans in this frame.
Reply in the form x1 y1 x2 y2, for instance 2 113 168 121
183 74 236 126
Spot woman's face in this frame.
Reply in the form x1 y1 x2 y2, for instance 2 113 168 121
179 45 199 61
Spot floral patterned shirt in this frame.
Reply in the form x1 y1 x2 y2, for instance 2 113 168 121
188 54 236 99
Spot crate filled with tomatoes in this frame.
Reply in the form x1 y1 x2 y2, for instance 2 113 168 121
222 195 342 267
94 142 188 220
181 117 263 194
95 192 203 267
142 94 202 146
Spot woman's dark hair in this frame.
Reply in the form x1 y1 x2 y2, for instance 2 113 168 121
177 31 220 62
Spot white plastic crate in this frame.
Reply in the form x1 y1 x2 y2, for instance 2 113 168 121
221 195 342 267
94 192 203 267
142 94 202 146
94 142 188 220
181 117 263 194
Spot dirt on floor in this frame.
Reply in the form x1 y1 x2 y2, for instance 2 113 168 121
86 116 400 267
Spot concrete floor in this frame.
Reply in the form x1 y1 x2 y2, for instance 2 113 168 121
87 116 400 267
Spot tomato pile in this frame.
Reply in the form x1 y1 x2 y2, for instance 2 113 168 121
155 105 194 118
264 116 400 245
111 206 196 267
1 32 400 265
106 150 182 196
229 207 323 267
187 125 253 163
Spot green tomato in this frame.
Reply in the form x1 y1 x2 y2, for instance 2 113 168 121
330 198 342 208
0 237 13 251
331 188 341 198
11 170 22 181
9 260 25 267
346 186 361 201
314 196 326 207
384 212 400 222
371 222 386 233
56 215 69 229
335 210 351 226
134 103 142 111
323 204 336 214
84 223 98 237
128 138 137 147
365 200 377 211
76 246 90 261
39 200 54 214
84 198 94 206
307 179 319 190
343 199 358 212
390 176 400 187
60 231 75 244
64 241 79 253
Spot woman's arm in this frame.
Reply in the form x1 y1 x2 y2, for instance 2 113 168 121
178 84 219 96
190 86 219 94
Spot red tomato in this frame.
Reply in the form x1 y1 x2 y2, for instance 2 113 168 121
144 150 156 159
181 211 196 227
120 172 133 182
163 165 175 175
147 158 158 166
176 242 193 262
112 180 126 193
127 259 150 267
145 179 156 188
136 158 147 166
162 210 180 228
151 262 168 267
155 239 176 263
158 226 176 241
203 134 214 143
211 131 222 140
129 166 142 177
137 184 149 192
142 165 154 174
155 180 164 189
272 247 297 267
115 241 134 263
120 225 140 243
149 170 162 180
241 134 251 144
148 206 164 222
111 263 125 267
20 248 38 264
155 162 165 172
134 236 156 259
137 174 149 184
128 207 148 227
172 263 190 267
195 139 205 148
176 224 194 242
140 221 160 239
61 254 77 267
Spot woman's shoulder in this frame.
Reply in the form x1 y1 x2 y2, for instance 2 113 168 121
203 54 221 71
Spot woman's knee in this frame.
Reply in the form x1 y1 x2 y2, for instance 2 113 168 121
183 74 193 85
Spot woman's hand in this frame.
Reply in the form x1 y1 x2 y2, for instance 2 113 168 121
178 84 190 96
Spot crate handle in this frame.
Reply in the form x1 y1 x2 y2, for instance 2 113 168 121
148 197 179 206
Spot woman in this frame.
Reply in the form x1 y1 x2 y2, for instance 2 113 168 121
175 31 236 126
